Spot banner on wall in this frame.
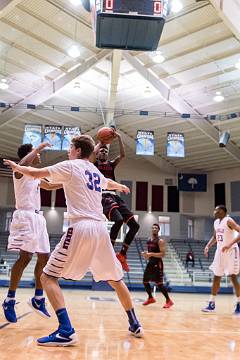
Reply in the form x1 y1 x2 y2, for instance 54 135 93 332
136 130 154 156
43 125 62 150
62 126 81 151
178 173 207 192
23 124 42 147
167 132 185 158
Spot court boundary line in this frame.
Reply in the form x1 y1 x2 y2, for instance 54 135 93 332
0 311 32 330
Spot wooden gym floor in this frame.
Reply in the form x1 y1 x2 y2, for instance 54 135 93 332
0 288 240 360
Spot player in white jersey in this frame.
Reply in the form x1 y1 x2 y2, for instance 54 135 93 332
2 142 61 323
4 135 143 346
202 205 240 314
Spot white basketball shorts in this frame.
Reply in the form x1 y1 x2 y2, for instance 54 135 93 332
209 246 240 276
44 219 123 282
8 209 50 254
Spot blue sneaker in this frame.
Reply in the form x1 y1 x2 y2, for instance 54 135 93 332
234 302 240 315
202 301 215 313
37 328 78 347
28 297 51 318
129 322 144 338
2 299 17 323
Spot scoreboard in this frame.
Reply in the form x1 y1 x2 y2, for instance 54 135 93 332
98 0 169 17
94 0 169 51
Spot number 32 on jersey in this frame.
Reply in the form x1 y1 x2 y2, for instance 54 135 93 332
85 170 101 192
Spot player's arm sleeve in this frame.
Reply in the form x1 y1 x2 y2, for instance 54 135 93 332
46 160 72 183
100 174 109 190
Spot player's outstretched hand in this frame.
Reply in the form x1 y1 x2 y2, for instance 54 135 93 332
3 159 18 171
36 142 52 152
222 246 230 252
119 185 130 194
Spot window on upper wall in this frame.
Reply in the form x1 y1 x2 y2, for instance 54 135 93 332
5 211 13 232
188 219 193 239
159 216 170 236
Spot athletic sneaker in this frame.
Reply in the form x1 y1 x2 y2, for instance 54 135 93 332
116 253 130 272
129 322 144 338
2 299 17 323
142 297 156 306
28 297 51 318
163 299 174 309
37 328 78 347
201 301 215 313
234 302 240 315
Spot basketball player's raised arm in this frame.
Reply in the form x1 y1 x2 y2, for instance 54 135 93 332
89 142 102 163
40 179 62 191
111 132 125 167
3 159 50 178
18 142 51 166
204 230 217 257
106 178 130 194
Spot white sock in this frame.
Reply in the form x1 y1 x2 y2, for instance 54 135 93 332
34 296 44 300
5 297 15 302
209 295 216 302
236 297 240 303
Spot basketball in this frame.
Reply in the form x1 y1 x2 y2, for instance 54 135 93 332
97 127 116 144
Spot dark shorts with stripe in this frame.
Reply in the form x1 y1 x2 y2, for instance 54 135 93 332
102 193 133 223
143 259 164 284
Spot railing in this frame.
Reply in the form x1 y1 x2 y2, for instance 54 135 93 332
167 243 185 284
0 264 10 275
134 239 146 272
192 272 230 287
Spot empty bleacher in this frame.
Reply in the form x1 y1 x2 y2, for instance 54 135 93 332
0 231 234 290
170 238 233 287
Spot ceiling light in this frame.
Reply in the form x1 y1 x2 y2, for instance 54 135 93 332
69 0 82 6
153 51 165 64
235 61 240 70
68 45 80 58
213 91 224 102
0 79 9 90
144 86 152 97
74 81 81 89
171 0 183 13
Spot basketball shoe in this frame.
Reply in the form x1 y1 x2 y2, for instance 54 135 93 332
163 299 174 309
37 328 78 347
142 297 156 306
116 253 130 272
234 302 240 315
129 322 144 338
28 297 51 318
202 301 215 313
2 299 17 323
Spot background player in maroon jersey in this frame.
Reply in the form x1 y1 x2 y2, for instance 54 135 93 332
141 223 173 308
94 132 140 272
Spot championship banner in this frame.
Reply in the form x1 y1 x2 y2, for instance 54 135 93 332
23 124 42 147
178 173 207 192
167 132 185 158
43 125 62 150
62 126 81 151
136 130 154 156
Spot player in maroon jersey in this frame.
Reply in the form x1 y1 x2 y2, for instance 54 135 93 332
94 132 140 272
141 224 173 308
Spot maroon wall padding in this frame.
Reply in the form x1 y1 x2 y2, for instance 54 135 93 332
152 185 163 212
40 188 51 207
136 182 148 211
55 188 66 207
